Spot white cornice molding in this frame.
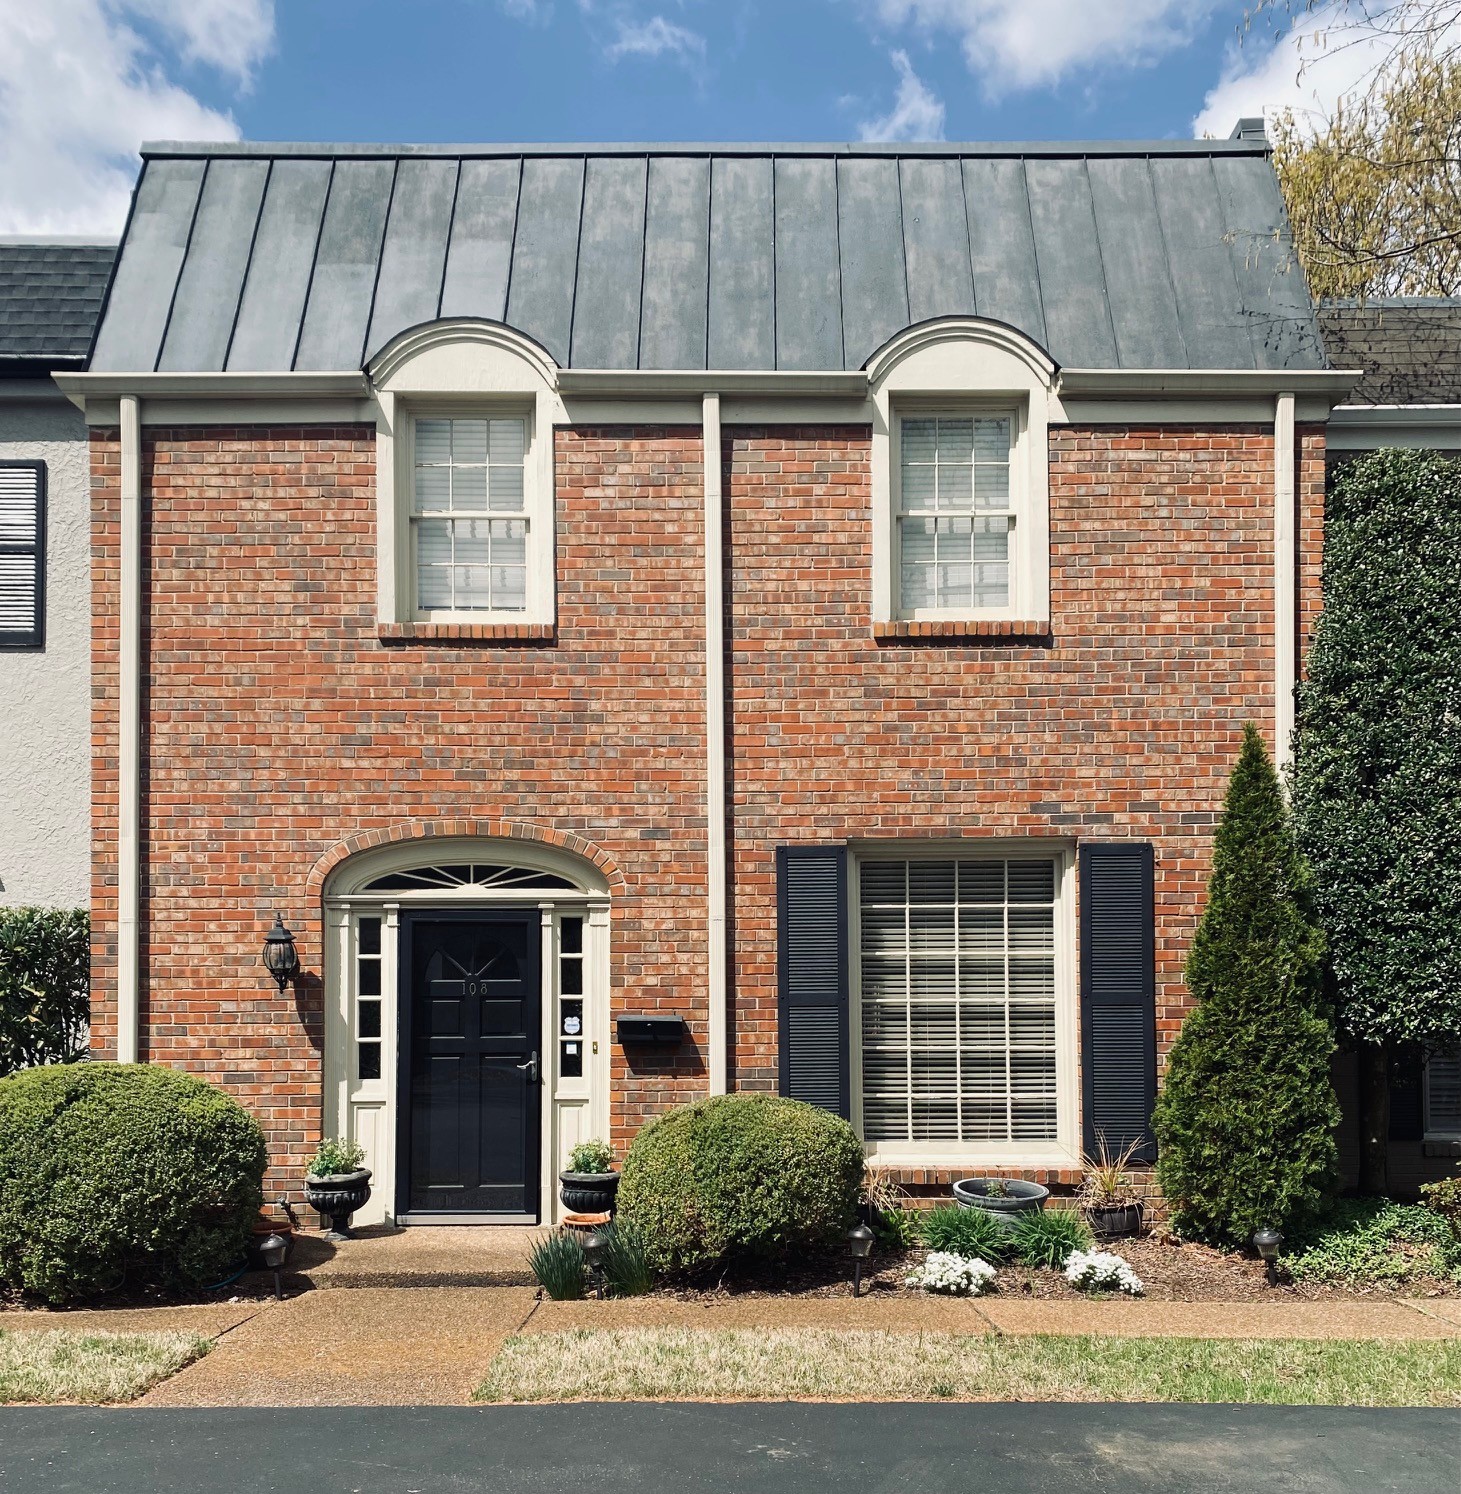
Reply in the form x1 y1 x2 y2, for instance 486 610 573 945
1058 368 1360 399
55 371 370 413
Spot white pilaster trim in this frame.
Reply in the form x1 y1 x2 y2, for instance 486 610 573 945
117 395 141 1064
703 392 728 1096
1275 391 1297 767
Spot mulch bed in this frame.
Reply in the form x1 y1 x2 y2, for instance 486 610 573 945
647 1232 1459 1303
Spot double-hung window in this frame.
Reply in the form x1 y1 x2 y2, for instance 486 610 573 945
896 413 1016 616
0 461 44 650
858 854 1065 1149
411 415 532 617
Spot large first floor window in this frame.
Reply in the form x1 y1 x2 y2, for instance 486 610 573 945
857 854 1062 1146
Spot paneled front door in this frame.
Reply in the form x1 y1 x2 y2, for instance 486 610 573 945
398 912 541 1217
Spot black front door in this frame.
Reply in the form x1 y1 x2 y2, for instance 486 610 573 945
399 912 541 1217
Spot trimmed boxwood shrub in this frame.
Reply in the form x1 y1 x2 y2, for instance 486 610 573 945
616 1094 864 1276
0 1063 268 1304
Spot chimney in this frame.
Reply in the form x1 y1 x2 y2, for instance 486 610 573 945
1229 117 1268 144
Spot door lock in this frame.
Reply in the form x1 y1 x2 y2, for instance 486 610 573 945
517 1051 539 1084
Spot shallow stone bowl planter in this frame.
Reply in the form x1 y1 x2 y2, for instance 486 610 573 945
952 1177 1049 1232
304 1168 372 1240
559 1170 620 1215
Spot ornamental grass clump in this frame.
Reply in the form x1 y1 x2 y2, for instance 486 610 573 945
1063 1249 1144 1296
919 1204 1007 1262
1011 1208 1091 1270
529 1230 586 1300
616 1095 863 1277
0 1063 267 1305
1153 724 1339 1247
906 1252 997 1296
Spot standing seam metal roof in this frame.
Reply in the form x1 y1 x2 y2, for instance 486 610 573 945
89 142 1326 376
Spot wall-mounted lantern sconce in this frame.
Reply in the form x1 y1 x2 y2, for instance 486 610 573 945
262 914 299 992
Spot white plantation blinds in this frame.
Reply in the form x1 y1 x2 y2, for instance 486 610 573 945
413 417 528 613
1428 1046 1461 1135
899 415 1013 611
860 857 1058 1143
0 463 43 648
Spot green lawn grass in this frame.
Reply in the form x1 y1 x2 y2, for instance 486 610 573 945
476 1328 1461 1407
0 1328 209 1404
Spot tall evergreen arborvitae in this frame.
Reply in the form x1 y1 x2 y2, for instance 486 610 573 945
1154 724 1339 1247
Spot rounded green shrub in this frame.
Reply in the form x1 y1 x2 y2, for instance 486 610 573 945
616 1094 864 1276
0 1063 268 1304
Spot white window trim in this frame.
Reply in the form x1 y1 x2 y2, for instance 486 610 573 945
891 403 1030 622
869 319 1055 627
1423 1044 1461 1140
394 400 551 625
849 839 1079 1170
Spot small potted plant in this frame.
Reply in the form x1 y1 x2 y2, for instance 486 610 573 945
951 1175 1049 1232
304 1137 371 1240
559 1138 619 1215
1079 1135 1146 1241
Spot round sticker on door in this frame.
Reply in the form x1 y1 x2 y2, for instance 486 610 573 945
563 1015 582 1036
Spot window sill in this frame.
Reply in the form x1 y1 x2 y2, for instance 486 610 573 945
379 621 556 646
872 619 1052 644
1423 1136 1461 1158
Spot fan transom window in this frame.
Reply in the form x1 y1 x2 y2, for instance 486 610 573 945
859 857 1058 1144
362 863 579 893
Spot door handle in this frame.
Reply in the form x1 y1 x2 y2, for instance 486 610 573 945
517 1051 539 1084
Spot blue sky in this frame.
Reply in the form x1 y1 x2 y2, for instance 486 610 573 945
0 1 1380 233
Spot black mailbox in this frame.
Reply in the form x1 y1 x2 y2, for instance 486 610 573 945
616 1015 685 1048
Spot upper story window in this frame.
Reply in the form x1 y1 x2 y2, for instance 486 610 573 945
897 413 1016 614
412 415 532 616
0 461 45 651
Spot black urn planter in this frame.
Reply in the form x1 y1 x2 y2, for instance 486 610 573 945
952 1177 1049 1233
304 1168 372 1240
1087 1201 1144 1241
559 1170 620 1215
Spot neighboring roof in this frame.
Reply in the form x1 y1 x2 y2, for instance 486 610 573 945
1317 298 1461 405
0 241 117 367
89 141 1326 377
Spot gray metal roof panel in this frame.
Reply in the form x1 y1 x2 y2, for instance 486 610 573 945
95 143 1328 375
0 242 115 362
639 155 711 372
226 159 331 372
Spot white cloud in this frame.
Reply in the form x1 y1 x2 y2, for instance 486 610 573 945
606 14 706 63
0 2 271 235
1193 5 1430 137
860 50 945 141
868 0 1221 93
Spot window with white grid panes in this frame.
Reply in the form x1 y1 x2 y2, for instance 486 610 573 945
859 858 1058 1144
412 416 529 614
355 917 383 1082
558 916 585 1080
897 414 1014 614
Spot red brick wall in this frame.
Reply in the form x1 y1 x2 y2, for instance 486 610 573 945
89 417 1325 1188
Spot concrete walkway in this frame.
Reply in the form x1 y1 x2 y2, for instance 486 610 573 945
288 1224 538 1288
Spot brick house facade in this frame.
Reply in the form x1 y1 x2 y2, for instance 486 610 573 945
69 139 1358 1222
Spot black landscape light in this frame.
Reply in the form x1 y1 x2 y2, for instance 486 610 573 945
262 914 299 991
1252 1226 1284 1287
582 1227 607 1300
848 1222 875 1298
258 1232 288 1300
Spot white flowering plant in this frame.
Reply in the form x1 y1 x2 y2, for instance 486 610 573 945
905 1251 998 1296
1062 1249 1145 1296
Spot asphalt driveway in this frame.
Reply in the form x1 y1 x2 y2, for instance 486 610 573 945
1 1403 1456 1494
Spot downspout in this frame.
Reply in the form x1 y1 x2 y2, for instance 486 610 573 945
117 395 141 1063
1274 392 1296 767
703 393 728 1095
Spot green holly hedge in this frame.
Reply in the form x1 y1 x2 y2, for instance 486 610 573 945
0 907 89 1077
1292 449 1461 1047
1154 724 1339 1246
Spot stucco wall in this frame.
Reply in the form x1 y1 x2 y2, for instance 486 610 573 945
0 396 91 909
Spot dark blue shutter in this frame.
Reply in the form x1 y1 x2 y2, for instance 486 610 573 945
1079 843 1157 1162
777 845 850 1118
1388 1047 1424 1142
0 462 45 651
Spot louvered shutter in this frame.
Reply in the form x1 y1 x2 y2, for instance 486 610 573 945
1079 843 1157 1162
777 845 850 1118
1425 1046 1461 1136
0 462 45 650
1389 1047 1425 1141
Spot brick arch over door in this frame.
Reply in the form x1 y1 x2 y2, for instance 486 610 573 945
306 819 627 905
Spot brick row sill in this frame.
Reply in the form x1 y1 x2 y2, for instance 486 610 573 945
873 619 1053 644
379 621 556 645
